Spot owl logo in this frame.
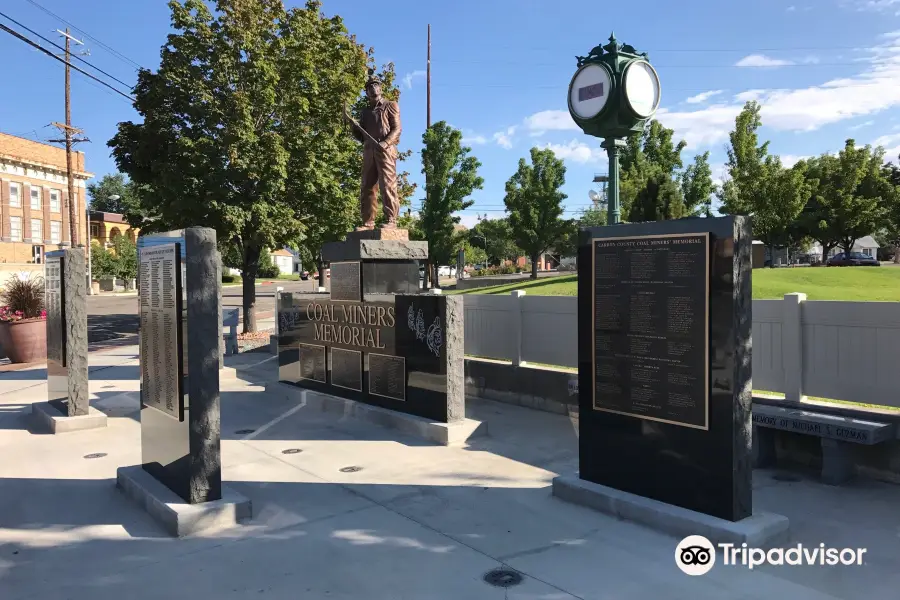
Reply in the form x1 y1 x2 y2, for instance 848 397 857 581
407 304 415 332
426 316 443 357
415 309 426 341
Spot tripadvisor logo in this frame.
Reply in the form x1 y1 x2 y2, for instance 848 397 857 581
675 536 868 575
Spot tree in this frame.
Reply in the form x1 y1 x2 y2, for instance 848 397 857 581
86 174 137 214
90 242 117 279
469 218 520 266
461 240 487 267
719 102 810 253
504 147 569 279
619 119 687 218
799 140 891 261
628 171 685 222
681 151 715 217
110 0 369 332
110 235 138 280
419 121 483 287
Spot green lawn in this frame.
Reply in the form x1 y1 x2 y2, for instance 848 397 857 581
450 267 900 301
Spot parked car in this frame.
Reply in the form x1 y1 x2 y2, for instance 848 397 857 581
826 252 880 267
299 270 310 280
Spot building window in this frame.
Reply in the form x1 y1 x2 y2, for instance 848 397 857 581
50 189 61 213
31 218 43 241
9 182 21 208
30 186 41 210
10 217 22 242
90 223 100 239
50 221 61 244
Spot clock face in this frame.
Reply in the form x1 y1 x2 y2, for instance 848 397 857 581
623 61 661 118
569 63 612 120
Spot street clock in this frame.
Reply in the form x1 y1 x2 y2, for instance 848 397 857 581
567 34 661 224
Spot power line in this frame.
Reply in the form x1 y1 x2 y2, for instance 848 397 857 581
21 0 143 70
0 10 134 90
0 21 134 101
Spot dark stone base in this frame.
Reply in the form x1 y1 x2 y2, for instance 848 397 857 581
321 238 428 263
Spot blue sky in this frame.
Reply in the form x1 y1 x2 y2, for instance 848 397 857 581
2 0 900 227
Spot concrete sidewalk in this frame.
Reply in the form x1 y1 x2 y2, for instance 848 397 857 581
0 346 898 599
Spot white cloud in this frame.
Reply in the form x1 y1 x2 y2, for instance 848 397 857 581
523 110 578 135
851 0 900 13
787 4 796 10
492 125 517 149
458 211 506 229
658 38 900 149
402 70 426 89
542 140 603 164
848 120 875 131
873 133 900 158
735 54 794 68
780 154 809 168
462 132 487 145
685 90 724 104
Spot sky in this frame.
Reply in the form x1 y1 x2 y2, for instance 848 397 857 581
2 0 900 227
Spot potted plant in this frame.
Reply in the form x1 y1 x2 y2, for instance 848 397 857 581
0 274 47 363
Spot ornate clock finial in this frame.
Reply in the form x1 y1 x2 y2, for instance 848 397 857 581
604 32 620 54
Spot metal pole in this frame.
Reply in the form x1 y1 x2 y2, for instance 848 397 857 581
427 24 431 129
602 138 625 225
86 206 93 294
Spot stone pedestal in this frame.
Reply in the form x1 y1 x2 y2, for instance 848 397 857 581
321 229 426 299
42 247 94 427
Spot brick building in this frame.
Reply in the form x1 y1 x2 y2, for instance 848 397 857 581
0 132 92 264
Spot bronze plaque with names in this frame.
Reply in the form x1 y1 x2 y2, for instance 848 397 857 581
368 353 406 401
330 347 362 391
330 261 362 302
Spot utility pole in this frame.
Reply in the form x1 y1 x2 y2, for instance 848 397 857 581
49 29 88 247
427 24 431 129
425 24 434 288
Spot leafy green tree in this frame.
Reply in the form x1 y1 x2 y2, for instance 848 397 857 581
799 141 892 261
90 242 117 279
110 0 369 332
681 151 715 217
469 218 520 266
719 101 811 252
111 235 138 280
619 120 686 218
419 121 483 288
87 174 138 214
462 240 487 267
504 147 569 279
628 171 685 222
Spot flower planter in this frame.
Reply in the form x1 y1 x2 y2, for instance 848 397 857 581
0 318 47 363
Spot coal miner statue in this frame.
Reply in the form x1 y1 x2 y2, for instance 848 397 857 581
343 72 402 230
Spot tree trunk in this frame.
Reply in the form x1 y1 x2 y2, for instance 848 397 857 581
894 245 900 263
433 264 441 289
530 252 538 280
317 255 325 290
241 244 261 334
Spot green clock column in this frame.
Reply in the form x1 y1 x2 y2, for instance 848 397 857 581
567 34 661 227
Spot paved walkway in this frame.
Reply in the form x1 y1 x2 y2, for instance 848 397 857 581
1 347 899 599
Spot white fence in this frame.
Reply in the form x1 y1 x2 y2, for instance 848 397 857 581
463 292 900 409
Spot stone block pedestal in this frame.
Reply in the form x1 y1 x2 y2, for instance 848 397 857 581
552 475 790 548
32 401 107 433
322 229 426 298
117 465 251 537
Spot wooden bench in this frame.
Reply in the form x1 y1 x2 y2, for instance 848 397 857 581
223 308 239 356
753 404 894 485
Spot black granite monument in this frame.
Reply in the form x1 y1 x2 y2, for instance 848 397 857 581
279 229 464 423
136 227 222 504
576 216 752 522
45 247 89 415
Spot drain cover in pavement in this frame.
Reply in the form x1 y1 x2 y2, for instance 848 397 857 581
235 429 256 435
483 568 523 588
84 453 107 459
339 466 362 473
282 448 303 455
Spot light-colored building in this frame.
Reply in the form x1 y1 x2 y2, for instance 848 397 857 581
270 248 294 276
0 133 92 267
810 236 880 260
90 211 139 247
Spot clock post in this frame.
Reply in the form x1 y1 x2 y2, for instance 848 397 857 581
568 34 661 225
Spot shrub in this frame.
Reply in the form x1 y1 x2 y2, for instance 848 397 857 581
0 274 45 320
257 252 280 278
222 274 241 284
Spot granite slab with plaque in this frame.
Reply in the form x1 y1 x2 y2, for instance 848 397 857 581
44 248 88 417
576 216 752 522
329 261 362 302
136 228 222 505
278 292 463 422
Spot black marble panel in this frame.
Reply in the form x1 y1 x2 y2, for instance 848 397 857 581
361 260 420 296
278 293 458 423
330 261 362 302
330 347 362 391
298 344 326 383
577 216 752 522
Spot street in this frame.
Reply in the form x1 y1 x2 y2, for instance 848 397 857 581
87 280 316 344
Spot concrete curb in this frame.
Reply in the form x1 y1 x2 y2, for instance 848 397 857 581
31 401 108 433
552 475 790 548
116 465 252 537
272 382 487 446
